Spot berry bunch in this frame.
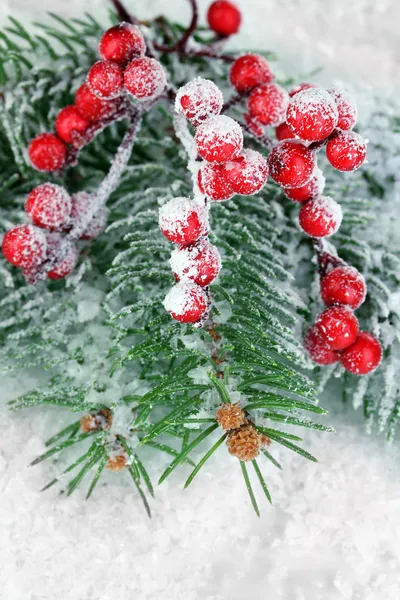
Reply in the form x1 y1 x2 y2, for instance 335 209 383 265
28 23 166 173
160 77 269 324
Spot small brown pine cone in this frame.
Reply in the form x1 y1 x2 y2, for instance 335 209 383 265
80 409 113 433
226 424 262 461
106 455 127 472
216 403 246 431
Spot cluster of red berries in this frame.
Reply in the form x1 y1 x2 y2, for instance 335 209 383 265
304 264 382 375
27 22 166 173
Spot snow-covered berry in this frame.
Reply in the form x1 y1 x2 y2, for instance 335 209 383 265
207 1 241 36
229 54 274 92
170 239 221 286
340 332 382 375
320 266 366 310
197 163 234 201
75 83 120 122
175 78 223 126
99 23 145 64
163 282 208 323
69 192 108 240
124 57 166 101
289 82 317 97
267 140 316 188
159 197 208 245
303 326 340 365
195 115 243 163
225 149 268 195
327 89 357 131
28 133 67 172
244 113 264 136
314 306 359 351
275 122 296 141
87 60 124 99
25 183 72 230
286 88 339 142
326 131 367 172
2 225 47 269
299 195 342 238
248 83 289 126
283 168 325 203
46 236 79 280
55 105 89 144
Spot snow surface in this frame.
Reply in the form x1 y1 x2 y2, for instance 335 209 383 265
1 1 400 599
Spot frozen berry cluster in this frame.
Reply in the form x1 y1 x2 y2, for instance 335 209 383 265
28 23 166 173
159 77 269 325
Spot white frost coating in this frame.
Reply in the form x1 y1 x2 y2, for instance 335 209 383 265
163 281 206 316
249 82 289 126
159 196 208 240
4 224 48 268
287 88 339 140
175 77 223 125
225 148 269 194
195 115 243 163
169 240 221 284
327 88 358 130
26 183 71 229
124 57 167 101
302 195 343 237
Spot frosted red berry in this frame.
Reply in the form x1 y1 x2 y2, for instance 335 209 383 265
229 54 274 93
25 183 72 231
267 140 316 188
286 88 338 142
244 113 264 137
69 192 107 240
327 89 357 131
159 197 208 245
303 326 339 365
197 163 234 201
2 225 47 269
87 60 124 99
207 1 241 36
170 239 221 286
340 332 382 375
163 282 208 323
75 83 119 122
299 196 342 238
275 122 296 141
248 83 289 127
175 78 223 126
283 168 325 203
28 133 67 172
99 23 145 64
124 57 166 101
225 149 268 195
326 131 367 172
46 236 79 280
314 306 359 351
195 115 243 163
320 266 366 310
55 105 89 144
289 83 317 97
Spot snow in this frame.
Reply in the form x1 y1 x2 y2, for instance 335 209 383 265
175 77 223 126
195 115 243 163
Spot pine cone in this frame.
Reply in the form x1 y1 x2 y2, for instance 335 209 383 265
106 455 127 472
226 424 262 461
80 408 113 433
216 403 246 430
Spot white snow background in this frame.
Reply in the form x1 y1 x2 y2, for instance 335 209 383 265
1 1 400 599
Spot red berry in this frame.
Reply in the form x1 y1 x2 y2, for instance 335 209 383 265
303 326 339 365
195 115 243 163
163 282 208 323
225 149 268 195
326 131 367 172
75 83 120 122
248 83 289 126
267 140 316 188
207 1 241 36
87 60 124 99
55 105 89 144
275 122 296 141
320 266 366 310
244 113 264 137
175 78 223 126
170 239 221 286
286 88 338 142
314 306 359 351
340 332 382 375
99 23 145 64
25 183 72 230
46 236 78 280
289 83 317 97
124 57 166 101
327 89 357 131
69 192 107 240
28 133 67 172
299 196 342 238
159 197 208 245
197 164 234 201
283 168 325 203
2 225 47 269
229 54 274 93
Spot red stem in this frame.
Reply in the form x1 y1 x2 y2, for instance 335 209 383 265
153 0 198 52
110 0 138 24
313 238 345 278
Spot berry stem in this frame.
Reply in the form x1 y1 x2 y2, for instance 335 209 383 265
110 0 139 25
313 238 346 278
222 92 244 112
153 0 199 53
237 120 274 150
